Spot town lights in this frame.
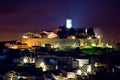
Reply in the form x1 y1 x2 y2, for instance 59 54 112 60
87 37 92 40
40 62 47 71
76 70 82 75
71 36 76 39
22 35 28 38
97 35 101 39
87 65 91 73
23 58 28 63
40 62 45 67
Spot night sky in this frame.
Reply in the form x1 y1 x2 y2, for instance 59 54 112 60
0 0 120 42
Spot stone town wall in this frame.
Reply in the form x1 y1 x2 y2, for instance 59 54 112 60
22 38 80 48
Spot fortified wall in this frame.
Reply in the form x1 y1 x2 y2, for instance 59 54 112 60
22 38 100 48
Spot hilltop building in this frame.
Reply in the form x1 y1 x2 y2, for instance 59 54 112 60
20 26 104 50
7 19 112 49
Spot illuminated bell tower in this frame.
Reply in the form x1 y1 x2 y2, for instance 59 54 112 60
66 19 72 29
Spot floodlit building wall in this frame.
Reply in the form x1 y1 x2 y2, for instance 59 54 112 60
79 39 101 47
22 38 80 48
22 38 101 48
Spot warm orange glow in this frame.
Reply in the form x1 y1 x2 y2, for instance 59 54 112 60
87 37 92 40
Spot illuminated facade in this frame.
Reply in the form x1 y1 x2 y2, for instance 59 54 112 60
22 38 102 49
20 27 112 49
66 19 72 28
22 38 80 48
23 32 41 38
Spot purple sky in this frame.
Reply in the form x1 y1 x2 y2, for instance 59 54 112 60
0 0 120 42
